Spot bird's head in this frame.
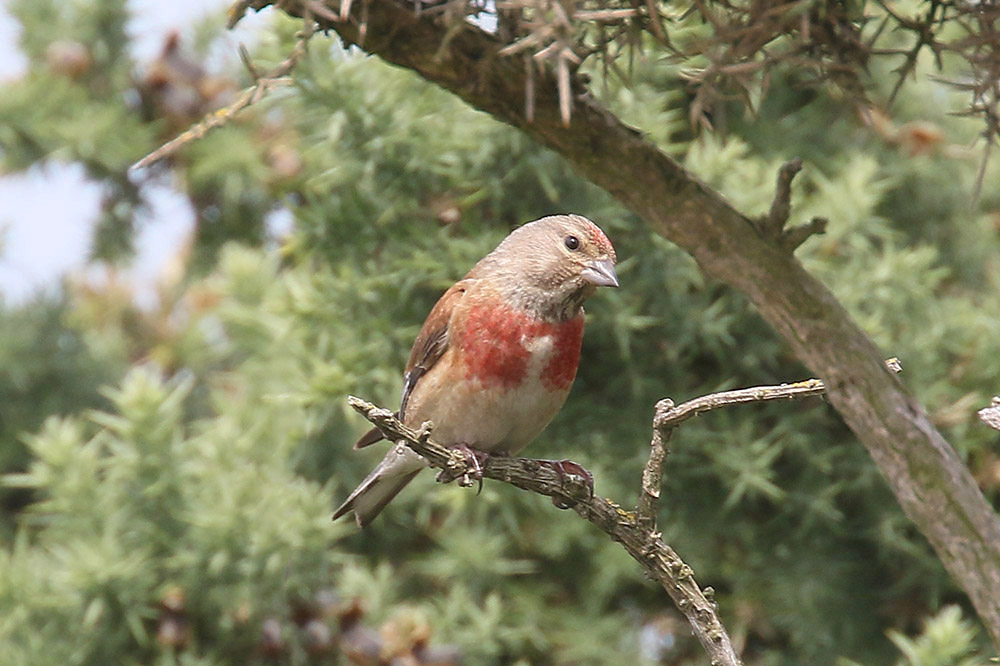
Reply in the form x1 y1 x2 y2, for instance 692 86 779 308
481 214 618 320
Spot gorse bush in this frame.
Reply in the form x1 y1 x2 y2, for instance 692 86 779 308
1 1 999 664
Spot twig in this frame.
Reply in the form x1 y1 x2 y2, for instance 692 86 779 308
782 216 828 251
663 357 902 429
637 398 673 531
635 358 902 525
972 130 995 204
347 396 743 666
525 56 535 122
757 158 828 252
572 9 638 22
305 0 342 23
130 20 315 172
871 0 945 109
979 397 1000 432
762 157 802 238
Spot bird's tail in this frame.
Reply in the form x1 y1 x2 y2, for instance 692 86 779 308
332 445 424 527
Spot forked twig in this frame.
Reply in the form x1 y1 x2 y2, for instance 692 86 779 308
758 158 828 252
637 358 902 524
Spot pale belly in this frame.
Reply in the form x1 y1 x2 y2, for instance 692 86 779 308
411 376 569 454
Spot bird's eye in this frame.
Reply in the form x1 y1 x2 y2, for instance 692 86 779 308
564 235 581 251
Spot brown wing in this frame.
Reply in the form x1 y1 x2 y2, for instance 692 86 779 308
354 280 470 449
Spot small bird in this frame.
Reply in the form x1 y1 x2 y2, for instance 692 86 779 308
333 214 618 527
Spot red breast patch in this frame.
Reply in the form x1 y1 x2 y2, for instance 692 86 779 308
459 305 584 391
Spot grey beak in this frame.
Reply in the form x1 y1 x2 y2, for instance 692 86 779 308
581 257 619 288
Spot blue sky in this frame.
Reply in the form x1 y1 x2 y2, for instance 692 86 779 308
0 0 268 305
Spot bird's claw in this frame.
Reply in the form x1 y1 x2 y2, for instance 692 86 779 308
542 459 594 509
439 443 489 494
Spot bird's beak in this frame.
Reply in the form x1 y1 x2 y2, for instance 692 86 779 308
581 257 619 288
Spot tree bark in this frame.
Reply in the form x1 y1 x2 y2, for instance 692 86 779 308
240 0 1000 646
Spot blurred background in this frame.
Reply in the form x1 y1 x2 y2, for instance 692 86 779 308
1 0 999 664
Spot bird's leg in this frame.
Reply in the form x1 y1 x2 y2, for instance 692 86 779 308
437 443 490 493
538 459 594 508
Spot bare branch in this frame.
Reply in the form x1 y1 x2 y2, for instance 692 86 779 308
347 395 744 666
637 359 902 526
762 157 803 239
781 216 828 251
637 398 673 531
346 361 905 665
883 0 943 109
555 48 571 127
972 131 995 204
660 359 902 432
757 158 826 251
130 20 315 172
979 397 1000 432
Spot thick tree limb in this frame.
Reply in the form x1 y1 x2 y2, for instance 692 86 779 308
235 0 1000 647
348 395 743 666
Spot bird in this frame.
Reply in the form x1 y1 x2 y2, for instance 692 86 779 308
333 214 618 527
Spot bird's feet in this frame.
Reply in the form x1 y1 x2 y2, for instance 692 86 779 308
437 443 490 493
540 459 594 509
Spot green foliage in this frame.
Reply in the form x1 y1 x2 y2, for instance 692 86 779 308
1 363 344 665
838 607 992 666
0 0 291 265
888 606 990 666
1 4 999 666
0 295 125 537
